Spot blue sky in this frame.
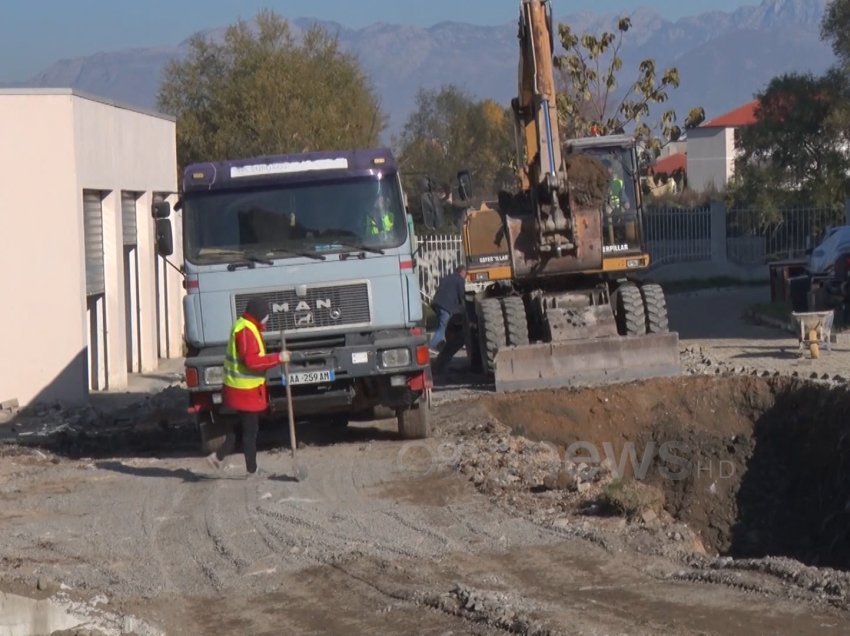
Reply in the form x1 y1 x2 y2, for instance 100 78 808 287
0 0 760 81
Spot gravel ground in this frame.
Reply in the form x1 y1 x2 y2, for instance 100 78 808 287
669 286 850 381
1 287 849 634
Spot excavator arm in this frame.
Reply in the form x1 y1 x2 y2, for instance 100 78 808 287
513 0 572 252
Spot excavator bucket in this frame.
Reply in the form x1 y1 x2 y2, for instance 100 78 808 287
493 333 681 392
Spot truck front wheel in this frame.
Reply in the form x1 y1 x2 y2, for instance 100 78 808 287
397 402 431 439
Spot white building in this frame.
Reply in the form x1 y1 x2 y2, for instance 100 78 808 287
687 101 758 193
0 89 184 407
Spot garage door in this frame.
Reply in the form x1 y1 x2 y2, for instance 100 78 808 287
121 191 138 246
83 190 105 296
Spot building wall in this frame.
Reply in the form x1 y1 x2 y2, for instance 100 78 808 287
71 96 182 390
0 94 86 405
687 127 733 192
0 90 181 406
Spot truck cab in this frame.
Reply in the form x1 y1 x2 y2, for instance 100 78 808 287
157 148 432 450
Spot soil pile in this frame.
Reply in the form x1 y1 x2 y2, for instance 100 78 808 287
482 375 850 570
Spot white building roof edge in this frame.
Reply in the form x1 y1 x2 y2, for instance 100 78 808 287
0 87 176 122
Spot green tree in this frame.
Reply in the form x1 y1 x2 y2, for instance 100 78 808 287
728 72 850 210
822 0 850 68
158 10 385 168
397 85 515 220
554 17 704 162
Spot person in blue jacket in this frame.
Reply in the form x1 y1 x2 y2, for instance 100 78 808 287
430 264 467 352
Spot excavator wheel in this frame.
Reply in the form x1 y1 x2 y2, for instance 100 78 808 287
616 284 647 336
464 301 483 373
477 297 507 376
501 296 530 346
641 284 670 334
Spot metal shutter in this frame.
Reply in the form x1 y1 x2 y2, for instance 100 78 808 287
121 192 138 246
83 190 105 296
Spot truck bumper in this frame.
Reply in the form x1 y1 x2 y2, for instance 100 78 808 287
186 331 432 417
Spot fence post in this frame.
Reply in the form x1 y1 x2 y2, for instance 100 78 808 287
709 199 728 265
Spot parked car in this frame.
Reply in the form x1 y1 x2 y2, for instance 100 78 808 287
790 226 850 318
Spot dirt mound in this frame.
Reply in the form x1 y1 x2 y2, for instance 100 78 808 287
482 376 850 570
565 154 608 207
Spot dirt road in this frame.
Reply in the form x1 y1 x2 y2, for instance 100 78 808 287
1 406 848 634
2 288 850 634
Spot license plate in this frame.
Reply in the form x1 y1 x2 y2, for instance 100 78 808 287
283 369 335 386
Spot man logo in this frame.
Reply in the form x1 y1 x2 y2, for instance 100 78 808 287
295 312 314 326
272 299 333 314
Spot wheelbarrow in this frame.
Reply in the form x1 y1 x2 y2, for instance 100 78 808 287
790 310 834 359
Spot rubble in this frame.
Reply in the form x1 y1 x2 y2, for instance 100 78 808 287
421 583 555 636
1 386 193 456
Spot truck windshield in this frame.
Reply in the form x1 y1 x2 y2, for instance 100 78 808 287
571 146 643 255
183 176 406 264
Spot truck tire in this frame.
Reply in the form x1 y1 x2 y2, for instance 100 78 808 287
616 284 647 336
477 297 507 375
397 403 431 439
198 413 230 455
465 301 483 373
329 414 350 428
641 284 670 334
502 296 530 346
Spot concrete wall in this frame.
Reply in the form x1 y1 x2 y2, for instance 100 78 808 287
687 127 735 192
0 94 85 405
0 89 180 407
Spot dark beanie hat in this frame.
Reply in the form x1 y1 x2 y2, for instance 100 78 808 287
245 298 270 322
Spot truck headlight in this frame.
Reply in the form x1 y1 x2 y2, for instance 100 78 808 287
381 348 411 368
204 366 224 386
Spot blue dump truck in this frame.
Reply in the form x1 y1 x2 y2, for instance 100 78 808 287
152 148 432 452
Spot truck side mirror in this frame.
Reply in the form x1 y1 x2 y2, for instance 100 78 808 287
407 214 419 255
155 218 174 256
152 200 171 219
458 171 473 202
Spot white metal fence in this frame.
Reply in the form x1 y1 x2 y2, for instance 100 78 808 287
726 206 845 265
644 205 712 268
413 203 850 296
415 234 463 302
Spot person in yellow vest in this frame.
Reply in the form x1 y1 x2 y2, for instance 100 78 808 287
365 193 395 240
207 298 290 476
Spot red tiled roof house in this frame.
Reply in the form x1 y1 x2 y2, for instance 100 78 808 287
686 100 758 192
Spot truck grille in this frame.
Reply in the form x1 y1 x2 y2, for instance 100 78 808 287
235 283 371 333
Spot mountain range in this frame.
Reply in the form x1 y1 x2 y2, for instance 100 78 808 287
6 0 837 138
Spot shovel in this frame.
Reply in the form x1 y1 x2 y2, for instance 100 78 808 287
280 328 307 481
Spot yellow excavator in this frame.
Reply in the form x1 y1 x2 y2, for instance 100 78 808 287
460 0 680 391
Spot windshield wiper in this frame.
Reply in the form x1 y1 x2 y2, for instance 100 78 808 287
226 253 273 271
266 247 326 261
331 241 385 256
247 253 274 266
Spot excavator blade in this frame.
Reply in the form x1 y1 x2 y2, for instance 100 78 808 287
494 333 681 392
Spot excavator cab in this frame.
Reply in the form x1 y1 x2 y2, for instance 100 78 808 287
566 135 651 274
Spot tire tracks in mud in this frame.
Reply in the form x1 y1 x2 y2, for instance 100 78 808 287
141 476 240 595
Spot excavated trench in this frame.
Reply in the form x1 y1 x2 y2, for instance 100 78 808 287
485 375 850 570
